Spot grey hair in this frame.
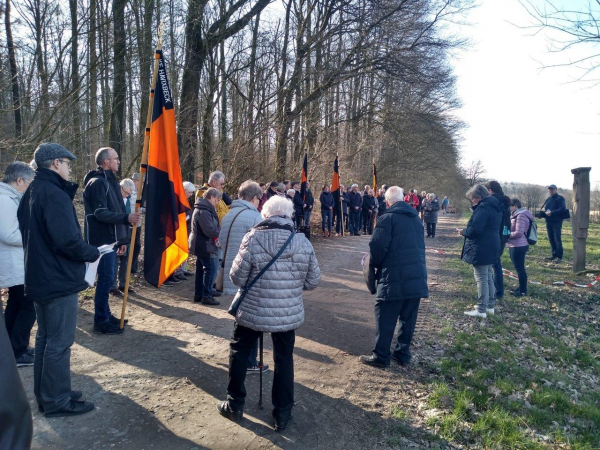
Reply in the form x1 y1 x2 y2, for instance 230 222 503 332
120 178 135 192
2 161 35 184
286 189 296 197
38 160 54 169
238 180 263 202
95 147 113 166
385 186 404 205
183 181 196 195
203 187 222 200
208 170 225 184
29 159 37 170
261 196 294 219
466 184 489 201
351 184 358 189
428 193 436 199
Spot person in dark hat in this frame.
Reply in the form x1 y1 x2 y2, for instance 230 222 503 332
540 184 566 263
17 143 100 417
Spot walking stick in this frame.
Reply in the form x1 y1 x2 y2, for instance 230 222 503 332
119 24 164 329
259 332 264 409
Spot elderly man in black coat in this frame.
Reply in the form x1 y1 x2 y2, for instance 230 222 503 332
360 186 429 368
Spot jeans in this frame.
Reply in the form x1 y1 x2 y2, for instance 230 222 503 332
303 210 312 227
210 257 220 293
349 210 361 235
372 299 421 364
95 249 116 325
112 251 130 289
321 210 332 232
4 284 36 358
195 257 214 298
546 221 563 259
34 294 78 413
492 242 506 299
426 222 437 237
227 323 295 420
473 264 496 313
509 245 529 294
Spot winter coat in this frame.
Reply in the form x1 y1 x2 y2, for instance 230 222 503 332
218 200 262 295
196 183 230 225
230 216 320 333
423 198 440 224
369 201 429 301
460 195 502 266
541 193 566 223
404 193 420 210
17 168 100 304
293 191 304 216
491 192 511 245
258 187 278 212
507 208 535 248
377 195 386 216
342 192 350 214
362 195 377 215
189 198 220 258
348 191 362 211
0 182 25 288
83 167 130 246
320 191 335 211
304 189 314 212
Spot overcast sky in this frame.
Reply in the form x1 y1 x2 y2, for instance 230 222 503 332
451 0 600 190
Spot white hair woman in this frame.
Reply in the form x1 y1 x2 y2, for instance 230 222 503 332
422 192 440 238
217 195 320 431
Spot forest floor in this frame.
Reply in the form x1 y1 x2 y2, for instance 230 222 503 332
17 214 600 449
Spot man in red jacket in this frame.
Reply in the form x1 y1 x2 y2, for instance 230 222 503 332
404 189 420 210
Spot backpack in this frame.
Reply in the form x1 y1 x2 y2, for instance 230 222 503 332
525 216 538 246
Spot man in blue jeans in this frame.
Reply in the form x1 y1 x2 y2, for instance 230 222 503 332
541 184 566 263
18 143 100 417
83 147 140 334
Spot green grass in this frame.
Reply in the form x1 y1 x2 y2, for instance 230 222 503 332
423 217 600 448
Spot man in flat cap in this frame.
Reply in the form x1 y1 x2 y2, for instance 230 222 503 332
18 143 100 417
83 147 139 334
540 184 566 263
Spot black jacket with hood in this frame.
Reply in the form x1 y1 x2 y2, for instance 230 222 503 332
461 195 503 265
83 167 130 246
491 192 511 246
189 197 220 258
17 168 100 304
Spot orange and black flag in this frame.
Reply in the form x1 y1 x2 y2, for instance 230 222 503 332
300 151 308 202
144 50 190 287
372 160 378 194
331 155 341 202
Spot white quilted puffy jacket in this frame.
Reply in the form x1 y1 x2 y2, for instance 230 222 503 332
229 216 321 333
0 182 24 288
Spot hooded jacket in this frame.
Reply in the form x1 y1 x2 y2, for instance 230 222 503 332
369 200 429 301
423 198 440 223
189 197 220 258
230 216 320 333
0 182 25 288
460 195 503 265
196 183 230 225
83 167 130 246
218 199 262 295
491 192 511 245
507 208 535 248
17 168 100 304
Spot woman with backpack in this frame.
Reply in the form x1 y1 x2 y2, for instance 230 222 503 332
507 198 535 297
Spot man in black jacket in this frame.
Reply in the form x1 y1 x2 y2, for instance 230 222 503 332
18 143 100 417
303 181 315 226
541 184 566 263
360 186 429 368
348 184 363 236
83 147 140 334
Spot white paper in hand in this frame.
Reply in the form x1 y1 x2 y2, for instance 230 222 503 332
85 244 116 287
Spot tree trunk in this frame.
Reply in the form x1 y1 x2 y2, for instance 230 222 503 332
5 0 22 138
109 0 127 174
89 0 98 168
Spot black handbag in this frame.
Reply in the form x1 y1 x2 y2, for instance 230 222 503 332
228 232 296 317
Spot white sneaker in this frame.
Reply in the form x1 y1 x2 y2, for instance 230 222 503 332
487 308 495 315
464 309 487 318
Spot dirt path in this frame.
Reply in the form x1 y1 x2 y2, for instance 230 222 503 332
21 214 464 450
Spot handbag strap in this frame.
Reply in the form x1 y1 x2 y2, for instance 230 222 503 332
243 231 295 293
221 207 248 267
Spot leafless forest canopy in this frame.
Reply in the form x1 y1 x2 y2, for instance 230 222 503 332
1 0 475 198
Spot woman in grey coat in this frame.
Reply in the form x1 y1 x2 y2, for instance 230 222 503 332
422 193 440 238
217 195 320 431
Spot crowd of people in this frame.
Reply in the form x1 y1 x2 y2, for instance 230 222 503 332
0 142 568 445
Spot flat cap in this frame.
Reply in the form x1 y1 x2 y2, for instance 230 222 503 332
34 143 77 167
547 184 557 190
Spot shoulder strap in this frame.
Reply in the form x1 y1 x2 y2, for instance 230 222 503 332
243 232 295 293
221 207 248 266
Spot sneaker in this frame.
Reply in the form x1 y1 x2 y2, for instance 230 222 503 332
201 297 220 306
109 288 123 297
464 309 487 318
109 315 128 326
167 276 182 284
93 321 124 335
161 280 174 287
15 353 34 367
247 364 269 373
118 286 136 294
39 391 82 413
182 270 195 277
45 400 95 418
216 401 243 422
487 308 495 315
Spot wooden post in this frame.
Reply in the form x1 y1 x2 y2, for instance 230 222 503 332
571 167 591 273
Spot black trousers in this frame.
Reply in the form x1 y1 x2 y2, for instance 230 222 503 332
4 285 36 358
546 221 563 259
373 298 421 365
131 228 142 274
227 323 295 419
426 222 437 237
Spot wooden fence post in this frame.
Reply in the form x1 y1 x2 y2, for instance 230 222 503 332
571 167 591 273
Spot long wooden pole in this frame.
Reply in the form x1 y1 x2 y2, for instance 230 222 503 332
120 24 164 329
338 154 344 236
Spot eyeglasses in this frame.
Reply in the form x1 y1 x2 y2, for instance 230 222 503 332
121 187 132 196
58 159 72 168
108 157 120 161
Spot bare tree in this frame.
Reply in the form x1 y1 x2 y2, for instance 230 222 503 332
521 184 546 212
465 160 485 187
